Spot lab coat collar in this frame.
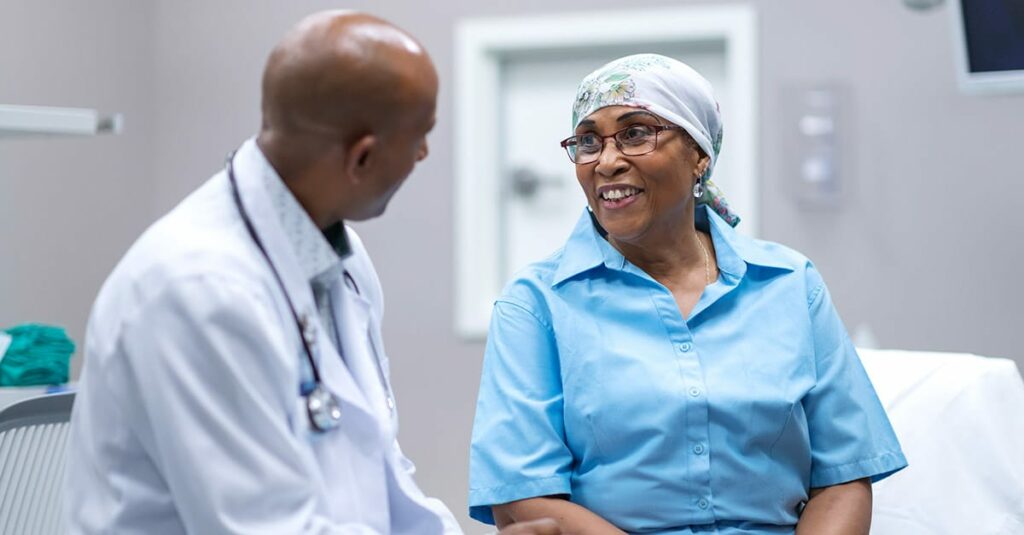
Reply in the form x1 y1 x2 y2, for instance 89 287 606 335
255 140 351 284
230 138 376 421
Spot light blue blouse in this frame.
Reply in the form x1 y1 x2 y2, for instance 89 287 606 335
469 206 907 534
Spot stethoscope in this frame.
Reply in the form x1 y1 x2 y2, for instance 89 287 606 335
225 151 345 433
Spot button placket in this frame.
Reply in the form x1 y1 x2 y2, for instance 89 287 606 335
655 290 713 519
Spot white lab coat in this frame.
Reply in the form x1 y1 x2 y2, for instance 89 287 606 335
64 140 461 534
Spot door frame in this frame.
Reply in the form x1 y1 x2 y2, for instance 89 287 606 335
454 5 759 338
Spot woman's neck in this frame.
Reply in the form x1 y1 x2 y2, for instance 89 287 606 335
608 215 706 283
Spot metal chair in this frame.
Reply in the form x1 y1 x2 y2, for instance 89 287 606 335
0 392 75 535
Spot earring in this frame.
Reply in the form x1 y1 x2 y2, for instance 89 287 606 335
692 180 704 198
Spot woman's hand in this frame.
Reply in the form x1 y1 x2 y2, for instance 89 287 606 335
494 496 626 535
795 478 872 535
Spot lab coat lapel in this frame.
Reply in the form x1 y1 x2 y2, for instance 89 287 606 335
230 140 374 420
364 300 394 411
331 279 394 430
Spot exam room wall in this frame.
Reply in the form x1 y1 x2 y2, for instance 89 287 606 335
146 1 1024 533
1 0 1013 532
0 0 157 379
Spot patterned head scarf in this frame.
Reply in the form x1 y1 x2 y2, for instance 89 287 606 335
572 53 739 227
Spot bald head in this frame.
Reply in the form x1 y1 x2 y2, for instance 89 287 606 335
255 11 438 226
260 11 436 146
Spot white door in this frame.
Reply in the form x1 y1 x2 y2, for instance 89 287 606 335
500 44 732 280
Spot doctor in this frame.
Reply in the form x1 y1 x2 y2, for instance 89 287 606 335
64 11 559 535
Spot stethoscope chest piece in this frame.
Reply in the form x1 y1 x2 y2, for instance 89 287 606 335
306 384 343 432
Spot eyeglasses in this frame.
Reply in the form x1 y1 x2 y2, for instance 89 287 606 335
559 124 683 164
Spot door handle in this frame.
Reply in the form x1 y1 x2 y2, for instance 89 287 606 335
509 167 563 199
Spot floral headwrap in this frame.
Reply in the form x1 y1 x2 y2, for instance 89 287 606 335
572 54 740 227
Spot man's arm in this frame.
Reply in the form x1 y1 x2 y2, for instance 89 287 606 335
494 497 625 535
795 478 872 535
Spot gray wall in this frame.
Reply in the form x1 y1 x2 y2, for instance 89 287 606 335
1 0 156 378
3 1 1022 533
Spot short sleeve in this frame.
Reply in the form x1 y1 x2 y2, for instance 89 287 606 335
803 267 908 488
468 298 573 525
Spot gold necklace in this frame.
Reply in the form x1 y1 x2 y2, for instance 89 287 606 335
696 232 711 286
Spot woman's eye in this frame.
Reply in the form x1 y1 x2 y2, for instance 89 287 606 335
577 134 600 151
622 125 651 142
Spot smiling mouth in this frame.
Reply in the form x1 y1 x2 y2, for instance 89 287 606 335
598 187 643 210
600 186 643 201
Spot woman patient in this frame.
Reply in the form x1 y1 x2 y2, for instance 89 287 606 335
468 54 907 535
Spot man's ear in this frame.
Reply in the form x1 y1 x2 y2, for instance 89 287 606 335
346 134 378 182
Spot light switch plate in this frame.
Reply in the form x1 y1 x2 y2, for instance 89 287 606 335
785 85 848 209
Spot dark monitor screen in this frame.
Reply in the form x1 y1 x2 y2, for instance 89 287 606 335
960 0 1024 73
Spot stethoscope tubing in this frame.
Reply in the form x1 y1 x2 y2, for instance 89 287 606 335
225 150 395 431
226 152 324 386
226 151 343 432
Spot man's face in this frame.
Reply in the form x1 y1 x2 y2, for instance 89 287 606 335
351 65 438 221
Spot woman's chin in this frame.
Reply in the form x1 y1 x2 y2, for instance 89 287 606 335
598 217 646 244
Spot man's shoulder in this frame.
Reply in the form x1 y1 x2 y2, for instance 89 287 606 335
86 176 277 369
106 175 268 307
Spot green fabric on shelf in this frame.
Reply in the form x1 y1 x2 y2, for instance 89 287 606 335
0 323 75 386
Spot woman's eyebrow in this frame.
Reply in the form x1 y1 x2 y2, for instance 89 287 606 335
617 110 657 122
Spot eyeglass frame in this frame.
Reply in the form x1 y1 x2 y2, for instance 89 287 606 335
559 123 684 164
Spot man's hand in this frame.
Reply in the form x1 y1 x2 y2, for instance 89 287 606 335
498 518 563 535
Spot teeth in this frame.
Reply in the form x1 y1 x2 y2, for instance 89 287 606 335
601 187 639 201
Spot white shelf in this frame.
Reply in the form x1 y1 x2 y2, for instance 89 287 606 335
0 104 123 138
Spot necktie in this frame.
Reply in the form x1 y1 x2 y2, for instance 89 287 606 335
310 274 344 360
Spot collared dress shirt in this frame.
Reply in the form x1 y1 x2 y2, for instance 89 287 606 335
469 205 907 535
259 158 348 352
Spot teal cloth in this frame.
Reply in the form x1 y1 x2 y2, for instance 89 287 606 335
0 323 75 386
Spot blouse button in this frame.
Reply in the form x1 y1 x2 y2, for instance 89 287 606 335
679 342 693 352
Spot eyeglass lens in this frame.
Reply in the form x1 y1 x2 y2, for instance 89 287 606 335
567 125 661 164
